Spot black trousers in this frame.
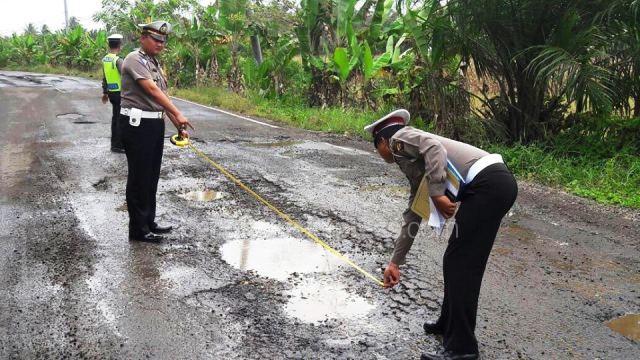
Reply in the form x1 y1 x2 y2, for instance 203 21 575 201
120 114 165 237
108 92 123 149
437 163 518 354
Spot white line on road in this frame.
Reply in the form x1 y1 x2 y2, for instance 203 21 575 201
171 96 281 129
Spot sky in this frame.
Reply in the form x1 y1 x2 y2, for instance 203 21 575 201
1 0 104 36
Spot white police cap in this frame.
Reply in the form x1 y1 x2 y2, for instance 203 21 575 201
364 109 410 136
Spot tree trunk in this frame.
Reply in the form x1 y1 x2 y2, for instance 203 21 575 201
209 51 221 85
250 34 263 65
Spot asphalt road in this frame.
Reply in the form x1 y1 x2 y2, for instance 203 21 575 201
0 71 638 359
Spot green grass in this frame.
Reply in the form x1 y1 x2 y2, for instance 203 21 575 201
1 64 102 79
171 87 389 138
490 144 640 208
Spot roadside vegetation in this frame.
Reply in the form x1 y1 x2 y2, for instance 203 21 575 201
1 0 638 208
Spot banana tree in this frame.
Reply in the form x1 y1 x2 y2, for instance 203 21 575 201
219 0 249 93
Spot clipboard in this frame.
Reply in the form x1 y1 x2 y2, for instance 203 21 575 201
410 175 431 220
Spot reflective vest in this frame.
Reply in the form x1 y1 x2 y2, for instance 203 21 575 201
102 53 121 92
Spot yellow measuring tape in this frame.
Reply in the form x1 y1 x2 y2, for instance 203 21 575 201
187 143 384 287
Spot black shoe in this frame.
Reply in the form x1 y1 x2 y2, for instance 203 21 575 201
129 232 163 243
111 147 126 153
424 320 444 335
421 350 479 360
150 224 173 234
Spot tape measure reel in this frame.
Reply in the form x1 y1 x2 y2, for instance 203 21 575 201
170 134 189 147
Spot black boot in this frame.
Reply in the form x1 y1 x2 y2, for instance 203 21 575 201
150 223 173 234
129 232 163 243
423 320 444 335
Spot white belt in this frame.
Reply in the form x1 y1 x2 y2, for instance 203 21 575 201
120 108 164 119
465 154 504 183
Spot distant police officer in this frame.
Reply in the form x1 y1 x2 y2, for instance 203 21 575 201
365 110 518 360
120 21 193 242
102 33 125 153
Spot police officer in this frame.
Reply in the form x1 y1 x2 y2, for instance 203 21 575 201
365 110 518 360
120 21 193 242
102 33 125 153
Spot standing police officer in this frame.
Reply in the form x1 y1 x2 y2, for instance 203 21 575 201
365 110 518 360
120 21 193 243
102 33 125 153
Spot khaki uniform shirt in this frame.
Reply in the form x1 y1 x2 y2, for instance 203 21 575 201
389 126 488 264
120 50 168 112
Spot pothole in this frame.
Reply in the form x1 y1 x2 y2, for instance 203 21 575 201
606 313 640 341
179 190 224 202
92 177 109 190
284 278 375 323
220 237 343 281
56 113 83 120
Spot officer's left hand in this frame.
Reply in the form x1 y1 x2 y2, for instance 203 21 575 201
383 262 401 288
101 94 108 104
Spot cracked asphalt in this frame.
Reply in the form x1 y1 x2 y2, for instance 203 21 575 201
0 70 638 359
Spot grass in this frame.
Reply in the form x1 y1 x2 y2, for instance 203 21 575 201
490 144 640 208
2 65 637 209
2 64 102 79
171 87 389 138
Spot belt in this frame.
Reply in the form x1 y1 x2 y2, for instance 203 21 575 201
465 154 504 183
120 108 164 119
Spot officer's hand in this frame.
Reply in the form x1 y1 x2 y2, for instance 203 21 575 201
101 94 108 104
176 113 194 131
383 262 400 288
432 195 456 219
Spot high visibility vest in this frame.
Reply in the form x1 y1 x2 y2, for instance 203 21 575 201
102 53 121 92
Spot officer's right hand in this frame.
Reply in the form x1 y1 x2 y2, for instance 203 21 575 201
432 195 456 218
383 262 400 288
175 113 194 131
101 94 108 104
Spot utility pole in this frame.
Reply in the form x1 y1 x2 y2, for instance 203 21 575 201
64 0 69 30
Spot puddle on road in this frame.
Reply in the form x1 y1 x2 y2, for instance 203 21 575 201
284 279 375 323
179 190 224 202
220 237 343 281
56 113 84 120
606 314 640 341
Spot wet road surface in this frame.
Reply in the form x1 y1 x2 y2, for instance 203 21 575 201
0 71 638 359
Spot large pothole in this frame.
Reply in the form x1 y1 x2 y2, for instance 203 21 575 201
284 278 375 323
220 237 343 281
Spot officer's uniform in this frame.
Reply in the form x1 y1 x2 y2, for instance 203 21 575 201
367 110 518 355
119 22 171 239
102 34 124 152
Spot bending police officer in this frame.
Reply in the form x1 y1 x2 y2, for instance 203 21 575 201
365 109 518 360
120 21 193 243
101 33 125 153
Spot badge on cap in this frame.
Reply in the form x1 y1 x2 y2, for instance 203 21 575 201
159 24 167 33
